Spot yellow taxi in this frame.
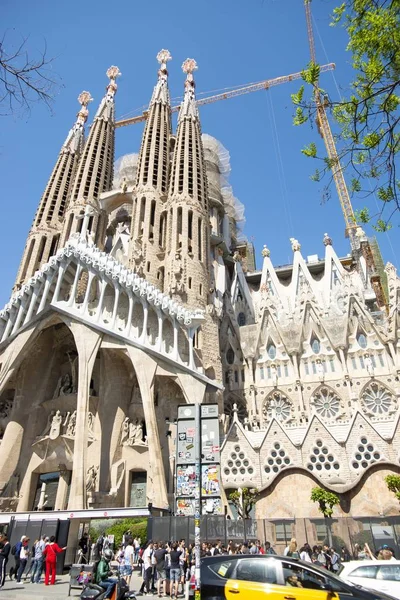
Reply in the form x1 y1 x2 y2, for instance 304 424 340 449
198 554 397 600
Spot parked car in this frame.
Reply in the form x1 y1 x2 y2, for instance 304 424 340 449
191 554 397 600
339 560 400 599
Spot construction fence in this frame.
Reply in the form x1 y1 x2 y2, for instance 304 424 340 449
148 515 400 558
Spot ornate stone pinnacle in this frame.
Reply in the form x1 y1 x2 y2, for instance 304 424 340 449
78 91 93 107
262 244 270 258
290 237 301 252
323 232 332 246
182 58 198 75
157 49 172 66
106 66 121 81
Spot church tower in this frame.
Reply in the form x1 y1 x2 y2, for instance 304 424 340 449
60 66 121 248
14 92 92 289
165 59 210 309
129 50 172 287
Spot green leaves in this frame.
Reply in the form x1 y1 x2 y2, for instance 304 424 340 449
301 62 321 86
292 0 400 231
311 487 340 518
354 207 370 223
301 142 317 158
293 107 308 126
291 85 305 106
385 475 400 501
350 178 361 193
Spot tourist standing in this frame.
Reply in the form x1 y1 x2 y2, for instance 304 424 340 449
0 534 10 588
30 535 46 583
284 538 299 558
122 537 134 586
16 537 30 584
43 535 67 585
169 542 181 600
154 542 168 598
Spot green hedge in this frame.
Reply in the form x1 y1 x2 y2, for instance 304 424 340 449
89 518 148 547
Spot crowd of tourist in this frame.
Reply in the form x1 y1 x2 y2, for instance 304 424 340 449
0 533 67 589
0 528 397 597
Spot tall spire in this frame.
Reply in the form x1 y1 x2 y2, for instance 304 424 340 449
165 59 209 308
14 92 92 289
129 50 172 287
60 66 121 248
135 49 172 192
168 59 207 209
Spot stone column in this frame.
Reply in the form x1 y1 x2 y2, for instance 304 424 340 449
55 469 70 510
126 346 169 509
67 322 102 510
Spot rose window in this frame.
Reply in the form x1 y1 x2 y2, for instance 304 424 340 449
263 392 292 422
312 387 340 419
361 382 393 415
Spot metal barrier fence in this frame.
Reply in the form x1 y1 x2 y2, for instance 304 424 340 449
149 515 400 557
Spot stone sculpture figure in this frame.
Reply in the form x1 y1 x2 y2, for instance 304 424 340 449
121 417 130 444
67 352 79 393
66 410 77 437
49 410 63 440
121 418 147 446
87 412 95 437
0 400 12 420
316 359 325 382
365 353 374 377
54 373 73 397
86 465 98 492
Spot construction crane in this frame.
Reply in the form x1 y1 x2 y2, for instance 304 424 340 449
115 63 335 128
303 0 388 312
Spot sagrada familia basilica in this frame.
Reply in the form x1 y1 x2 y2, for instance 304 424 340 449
0 49 400 543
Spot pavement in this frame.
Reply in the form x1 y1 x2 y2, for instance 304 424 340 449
0 567 158 600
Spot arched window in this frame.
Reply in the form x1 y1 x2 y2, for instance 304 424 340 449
238 312 246 327
357 332 367 349
311 338 320 354
267 343 276 360
226 348 235 365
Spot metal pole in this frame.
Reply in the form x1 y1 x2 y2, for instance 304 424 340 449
194 403 201 600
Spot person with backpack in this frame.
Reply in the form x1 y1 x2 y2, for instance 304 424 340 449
9 535 26 580
0 534 10 588
43 535 67 585
15 537 30 584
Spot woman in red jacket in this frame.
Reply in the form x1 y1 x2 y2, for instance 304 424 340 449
43 536 67 585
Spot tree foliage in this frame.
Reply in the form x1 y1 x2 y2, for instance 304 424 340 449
0 30 61 117
385 474 400 502
310 486 340 518
292 1 400 231
89 518 148 547
228 487 259 519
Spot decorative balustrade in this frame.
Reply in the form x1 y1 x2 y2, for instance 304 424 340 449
0 235 205 374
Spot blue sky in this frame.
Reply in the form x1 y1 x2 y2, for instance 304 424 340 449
1 0 399 307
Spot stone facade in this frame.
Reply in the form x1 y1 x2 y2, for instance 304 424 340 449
0 51 400 526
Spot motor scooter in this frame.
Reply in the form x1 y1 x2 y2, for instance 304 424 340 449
80 569 136 600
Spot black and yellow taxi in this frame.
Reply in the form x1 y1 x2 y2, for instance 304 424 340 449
198 554 397 600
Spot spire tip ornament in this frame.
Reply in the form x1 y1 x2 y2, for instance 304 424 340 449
78 91 93 107
262 244 270 258
182 58 198 75
106 66 121 81
157 49 172 66
323 233 332 246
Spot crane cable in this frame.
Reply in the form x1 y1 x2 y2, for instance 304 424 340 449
265 90 295 237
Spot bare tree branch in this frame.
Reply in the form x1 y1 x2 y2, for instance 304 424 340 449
0 30 62 117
